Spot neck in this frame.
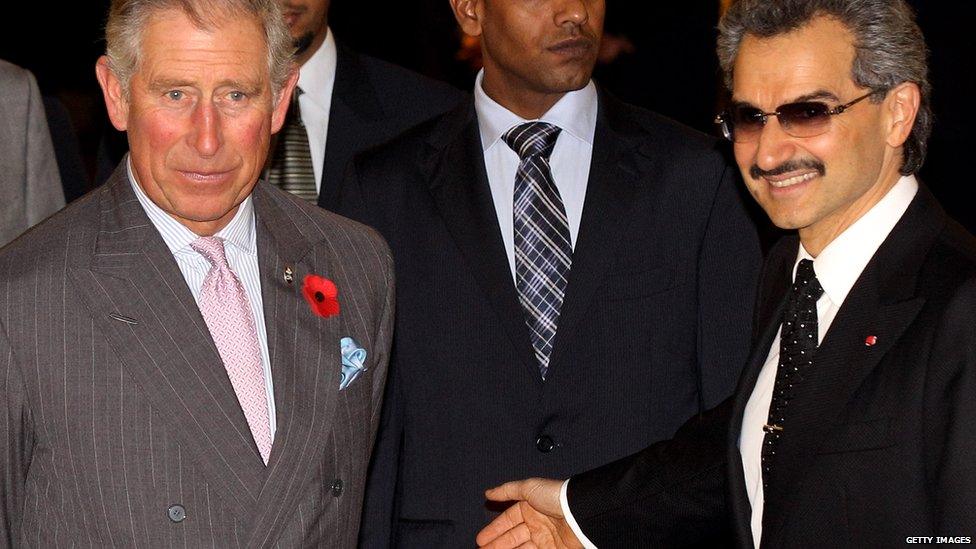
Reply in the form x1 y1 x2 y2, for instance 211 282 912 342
295 26 328 67
481 70 567 120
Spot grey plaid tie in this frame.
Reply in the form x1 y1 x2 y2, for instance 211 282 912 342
504 121 572 380
266 87 318 201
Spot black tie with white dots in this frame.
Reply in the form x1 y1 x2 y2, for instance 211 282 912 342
761 258 824 490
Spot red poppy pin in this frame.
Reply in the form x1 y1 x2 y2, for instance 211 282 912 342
302 274 340 318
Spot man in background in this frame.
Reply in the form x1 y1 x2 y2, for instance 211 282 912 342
0 59 65 247
266 0 464 208
340 0 761 545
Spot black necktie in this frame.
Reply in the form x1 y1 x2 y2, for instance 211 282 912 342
761 258 824 489
266 87 318 201
503 121 572 380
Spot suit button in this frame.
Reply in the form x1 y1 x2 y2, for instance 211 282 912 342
331 478 344 497
536 435 555 453
167 504 186 523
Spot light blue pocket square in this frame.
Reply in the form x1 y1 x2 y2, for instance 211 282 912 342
339 337 367 390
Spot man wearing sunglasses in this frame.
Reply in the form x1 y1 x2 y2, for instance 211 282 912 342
476 0 976 547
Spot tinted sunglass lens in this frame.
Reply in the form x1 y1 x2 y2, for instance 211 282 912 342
778 102 831 136
731 107 765 142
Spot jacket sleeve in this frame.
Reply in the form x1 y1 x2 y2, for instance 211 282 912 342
567 399 734 547
926 278 976 532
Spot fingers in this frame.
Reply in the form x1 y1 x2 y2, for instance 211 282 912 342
478 521 532 549
476 502 525 546
485 479 534 502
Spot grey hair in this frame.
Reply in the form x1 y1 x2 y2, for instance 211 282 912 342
104 0 294 101
717 0 931 175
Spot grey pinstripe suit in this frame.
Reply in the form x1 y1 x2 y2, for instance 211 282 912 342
0 166 394 547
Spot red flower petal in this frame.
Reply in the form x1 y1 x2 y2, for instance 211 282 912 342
302 274 340 318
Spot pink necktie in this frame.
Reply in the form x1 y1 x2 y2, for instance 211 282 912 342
191 236 273 464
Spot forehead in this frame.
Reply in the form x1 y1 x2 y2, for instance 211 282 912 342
732 16 857 105
136 9 269 85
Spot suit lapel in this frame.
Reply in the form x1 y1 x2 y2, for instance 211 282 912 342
318 44 384 209
244 183 343 547
544 95 642 378
424 101 540 381
725 238 795 547
760 188 945 546
68 170 267 520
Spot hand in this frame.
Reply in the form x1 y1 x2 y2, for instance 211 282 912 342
476 478 583 549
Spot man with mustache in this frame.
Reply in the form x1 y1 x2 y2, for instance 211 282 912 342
476 0 976 547
266 0 463 207
338 0 761 546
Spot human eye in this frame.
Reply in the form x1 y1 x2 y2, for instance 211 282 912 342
165 89 185 101
228 90 247 102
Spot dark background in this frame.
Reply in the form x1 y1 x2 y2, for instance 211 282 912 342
2 1 972 232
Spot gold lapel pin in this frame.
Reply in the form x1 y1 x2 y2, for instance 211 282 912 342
284 266 294 284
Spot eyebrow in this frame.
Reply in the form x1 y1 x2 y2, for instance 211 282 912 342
731 89 842 109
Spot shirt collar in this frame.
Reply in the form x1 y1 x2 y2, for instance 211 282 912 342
297 27 337 111
473 69 598 152
792 175 919 305
126 155 257 257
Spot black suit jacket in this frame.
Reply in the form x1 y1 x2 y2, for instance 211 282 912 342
95 42 464 207
568 185 976 547
339 93 762 547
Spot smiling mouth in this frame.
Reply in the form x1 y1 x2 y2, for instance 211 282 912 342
763 171 819 188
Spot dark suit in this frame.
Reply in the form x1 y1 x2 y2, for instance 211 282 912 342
94 43 464 208
0 168 395 547
567 186 976 547
339 94 762 547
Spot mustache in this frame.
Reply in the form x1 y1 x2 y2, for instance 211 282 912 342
750 159 826 180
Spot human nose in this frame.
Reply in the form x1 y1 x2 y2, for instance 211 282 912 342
555 0 589 27
751 116 798 172
189 100 221 157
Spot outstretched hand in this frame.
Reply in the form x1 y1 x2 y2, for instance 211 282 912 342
476 478 584 549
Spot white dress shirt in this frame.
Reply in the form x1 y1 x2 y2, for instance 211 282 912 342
127 158 277 440
295 28 338 193
740 175 918 546
562 175 919 548
473 70 598 280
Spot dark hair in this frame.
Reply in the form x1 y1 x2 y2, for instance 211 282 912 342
717 0 931 174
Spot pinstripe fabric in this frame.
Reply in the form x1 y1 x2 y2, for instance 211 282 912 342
0 165 395 547
128 163 278 439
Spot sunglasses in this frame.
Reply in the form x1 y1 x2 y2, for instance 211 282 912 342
714 90 881 143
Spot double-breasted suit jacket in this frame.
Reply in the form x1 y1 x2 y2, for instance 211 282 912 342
0 167 394 547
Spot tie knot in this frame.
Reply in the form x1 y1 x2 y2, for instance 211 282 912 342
191 236 230 270
503 122 561 160
792 258 824 302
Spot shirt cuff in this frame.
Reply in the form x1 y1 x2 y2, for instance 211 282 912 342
561 479 598 549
